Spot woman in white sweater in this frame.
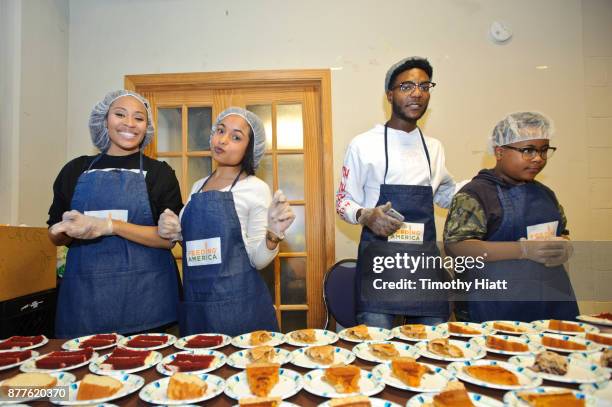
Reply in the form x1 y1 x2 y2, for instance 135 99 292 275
158 107 295 336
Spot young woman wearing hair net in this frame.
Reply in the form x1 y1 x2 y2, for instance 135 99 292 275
158 107 295 336
443 112 578 322
48 90 182 338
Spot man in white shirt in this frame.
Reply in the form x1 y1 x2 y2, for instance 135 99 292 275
336 56 457 328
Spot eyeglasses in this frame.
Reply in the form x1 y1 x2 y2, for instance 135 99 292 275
502 145 556 160
390 81 436 93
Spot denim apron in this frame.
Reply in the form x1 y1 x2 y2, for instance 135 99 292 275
55 153 180 338
179 173 278 336
456 182 579 322
356 125 450 318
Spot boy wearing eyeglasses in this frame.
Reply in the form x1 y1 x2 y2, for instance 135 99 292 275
336 57 461 329
444 111 578 322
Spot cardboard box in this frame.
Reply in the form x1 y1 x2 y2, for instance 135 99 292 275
0 226 56 302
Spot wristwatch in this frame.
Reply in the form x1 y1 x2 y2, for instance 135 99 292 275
266 229 284 243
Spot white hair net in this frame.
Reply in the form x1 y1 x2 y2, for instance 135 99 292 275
211 107 266 170
89 90 154 152
488 111 554 154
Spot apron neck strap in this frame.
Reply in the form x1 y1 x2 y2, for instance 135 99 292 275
383 123 432 184
87 153 103 171
201 170 243 192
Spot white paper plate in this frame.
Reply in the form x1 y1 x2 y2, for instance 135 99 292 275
156 350 226 375
117 333 176 351
570 351 612 373
447 359 542 390
89 350 161 375
227 348 292 370
508 355 610 384
61 335 123 351
231 332 285 349
473 335 543 356
232 403 300 407
0 336 48 352
371 362 452 393
51 373 144 405
290 346 355 369
407 391 504 406
0 371 75 405
525 333 603 353
352 341 419 364
318 398 401 407
174 333 231 351
580 381 612 402
302 367 383 398
440 322 492 338
577 314 612 327
531 319 599 335
138 373 225 405
224 368 302 400
391 324 449 342
415 338 486 362
338 327 392 343
21 351 98 373
0 351 39 372
504 386 596 406
483 320 540 335
284 329 338 347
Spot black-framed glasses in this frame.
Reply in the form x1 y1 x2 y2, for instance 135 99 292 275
502 145 556 160
390 81 436 93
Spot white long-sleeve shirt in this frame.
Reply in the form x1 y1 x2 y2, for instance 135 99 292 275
336 124 461 224
180 175 277 269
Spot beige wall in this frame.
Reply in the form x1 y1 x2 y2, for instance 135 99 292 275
0 0 69 226
581 0 612 314
64 0 599 256
0 0 21 225
3 0 610 256
583 0 612 240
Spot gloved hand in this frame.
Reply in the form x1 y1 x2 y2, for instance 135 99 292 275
358 202 403 237
50 210 113 240
158 208 182 242
519 237 573 267
267 190 296 238
543 236 574 267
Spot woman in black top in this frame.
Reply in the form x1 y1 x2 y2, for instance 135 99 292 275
48 90 182 337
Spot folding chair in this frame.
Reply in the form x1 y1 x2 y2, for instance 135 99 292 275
323 259 358 330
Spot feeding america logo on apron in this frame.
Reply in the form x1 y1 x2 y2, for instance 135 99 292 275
186 237 222 266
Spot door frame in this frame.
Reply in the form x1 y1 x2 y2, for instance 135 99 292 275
125 69 335 328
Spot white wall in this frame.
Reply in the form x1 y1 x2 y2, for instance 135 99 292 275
0 0 69 226
18 0 69 226
0 0 22 225
581 0 612 314
65 0 596 260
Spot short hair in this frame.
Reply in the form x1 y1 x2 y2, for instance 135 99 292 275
385 57 433 90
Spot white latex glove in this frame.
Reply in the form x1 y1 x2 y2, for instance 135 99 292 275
50 210 113 240
358 202 403 237
543 236 573 267
158 208 182 242
267 190 296 238
519 237 573 267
